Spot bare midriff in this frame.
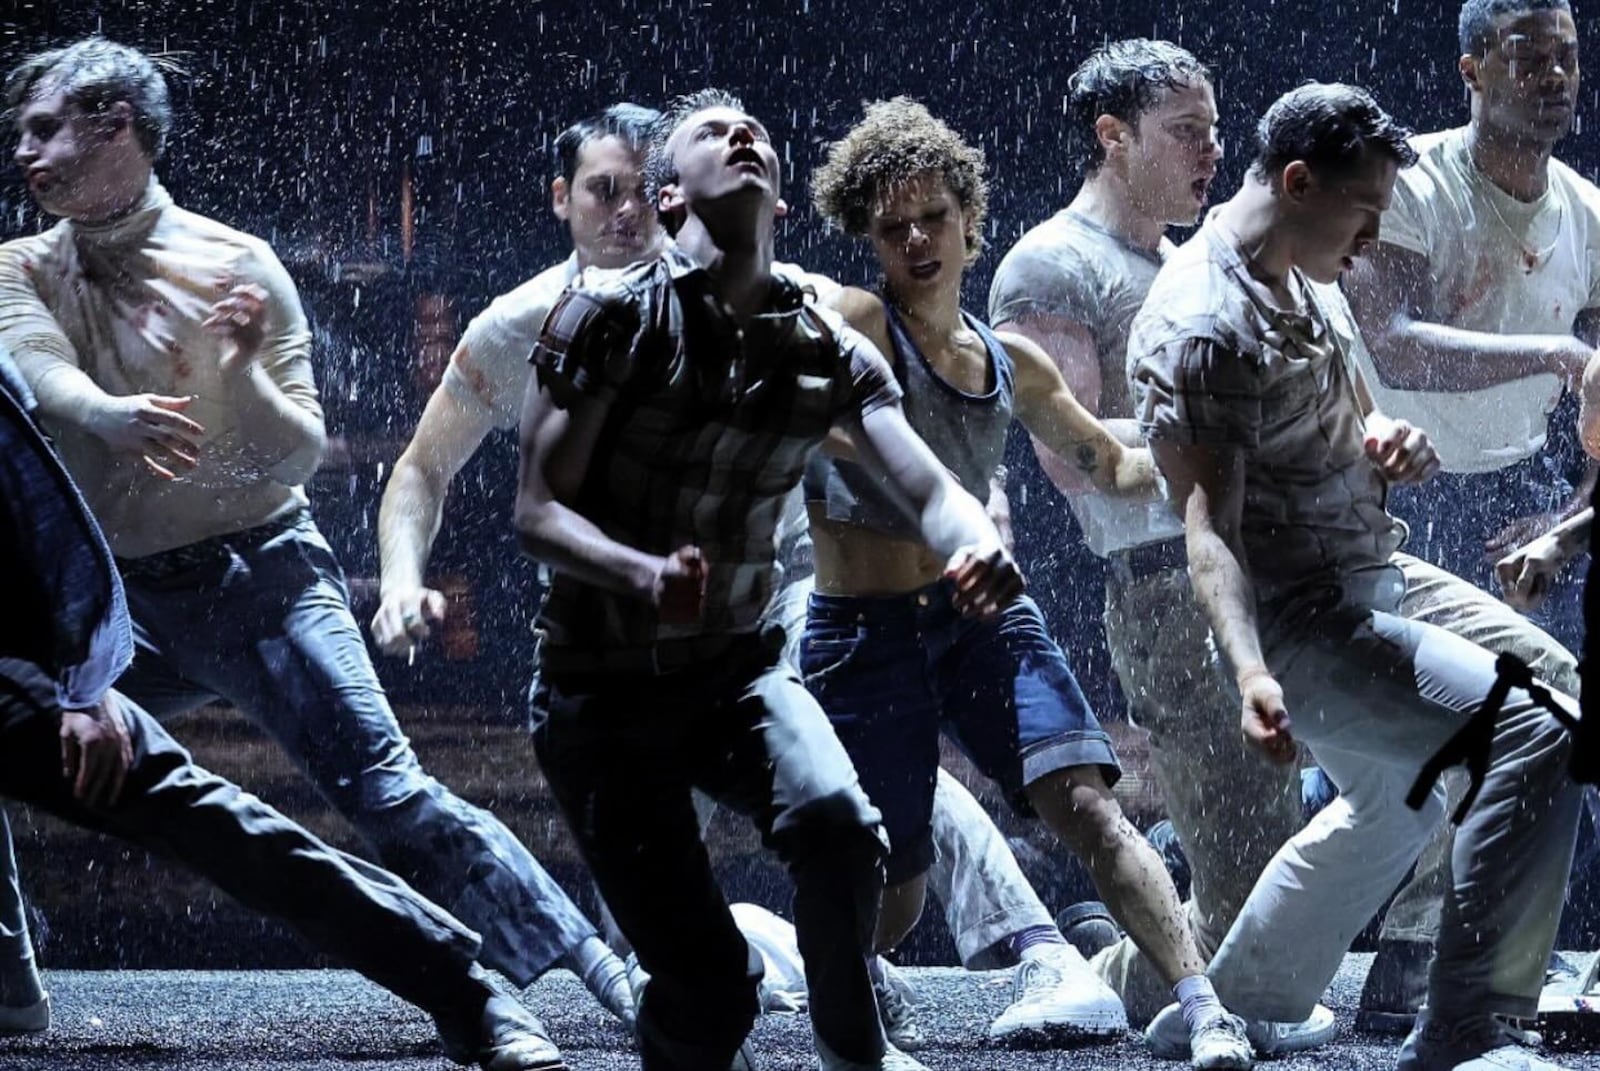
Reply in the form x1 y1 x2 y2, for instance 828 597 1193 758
808 502 947 596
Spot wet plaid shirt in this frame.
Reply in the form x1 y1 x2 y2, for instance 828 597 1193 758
530 246 902 647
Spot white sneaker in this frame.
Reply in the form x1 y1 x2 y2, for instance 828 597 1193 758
1187 1010 1253 1070
988 944 1127 1043
1147 1000 1336 1057
815 1033 929 1070
0 992 48 1035
1398 1013 1573 1071
873 961 926 1050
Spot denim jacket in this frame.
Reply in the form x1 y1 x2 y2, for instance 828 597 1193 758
0 344 132 709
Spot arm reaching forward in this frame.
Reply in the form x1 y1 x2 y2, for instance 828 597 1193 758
1153 437 1296 764
1001 327 1155 496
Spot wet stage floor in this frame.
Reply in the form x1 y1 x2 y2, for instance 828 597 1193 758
2 954 1598 1069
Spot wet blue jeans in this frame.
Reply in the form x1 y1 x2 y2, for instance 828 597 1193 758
1 513 594 988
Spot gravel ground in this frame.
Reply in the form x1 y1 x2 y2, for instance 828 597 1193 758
1 954 1597 1070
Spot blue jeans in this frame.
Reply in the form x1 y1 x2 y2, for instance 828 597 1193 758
803 582 1119 884
80 512 592 985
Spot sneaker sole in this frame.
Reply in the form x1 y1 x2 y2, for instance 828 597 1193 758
991 1013 1129 1047
1355 1008 1417 1036
0 994 49 1036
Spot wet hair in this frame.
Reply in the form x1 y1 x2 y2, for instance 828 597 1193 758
4 38 179 160
554 102 661 184
811 97 988 260
1459 0 1572 55
642 87 747 207
1251 82 1418 182
1067 39 1211 173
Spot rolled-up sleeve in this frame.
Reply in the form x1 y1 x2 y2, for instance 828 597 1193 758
1132 336 1262 450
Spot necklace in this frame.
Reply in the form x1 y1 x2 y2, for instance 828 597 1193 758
1469 152 1563 273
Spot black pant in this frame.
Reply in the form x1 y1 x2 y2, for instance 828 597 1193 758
0 667 483 1020
533 636 887 1070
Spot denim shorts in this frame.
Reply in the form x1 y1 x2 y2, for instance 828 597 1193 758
801 580 1120 883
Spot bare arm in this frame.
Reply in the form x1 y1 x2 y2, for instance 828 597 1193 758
514 380 664 599
1344 243 1591 391
1001 328 1154 496
996 312 1109 495
372 376 503 654
1496 506 1593 612
1154 437 1295 763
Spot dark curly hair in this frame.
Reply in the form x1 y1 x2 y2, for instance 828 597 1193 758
811 97 989 261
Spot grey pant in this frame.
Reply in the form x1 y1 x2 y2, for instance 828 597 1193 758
1208 563 1583 1024
1092 564 1304 1025
1378 554 1580 948
1091 552 1584 1024
0 663 483 1017
766 574 1055 968
0 514 595 991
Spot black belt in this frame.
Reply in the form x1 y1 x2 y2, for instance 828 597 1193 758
117 508 310 583
540 632 759 677
1106 537 1187 587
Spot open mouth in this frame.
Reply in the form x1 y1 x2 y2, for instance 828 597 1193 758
1191 177 1212 203
908 260 941 281
727 147 766 173
26 169 51 192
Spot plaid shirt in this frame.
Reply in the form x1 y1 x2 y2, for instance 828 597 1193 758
1129 216 1406 601
531 245 902 647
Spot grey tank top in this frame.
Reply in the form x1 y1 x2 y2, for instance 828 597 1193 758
805 301 1015 538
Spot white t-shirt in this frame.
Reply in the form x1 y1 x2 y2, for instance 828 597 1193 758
1356 126 1600 473
988 209 1182 555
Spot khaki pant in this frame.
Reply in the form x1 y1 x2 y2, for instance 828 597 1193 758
1089 552 1578 1024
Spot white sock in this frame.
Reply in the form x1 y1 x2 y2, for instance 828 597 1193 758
1174 973 1225 1031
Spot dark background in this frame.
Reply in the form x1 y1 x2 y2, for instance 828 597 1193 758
0 0 1595 968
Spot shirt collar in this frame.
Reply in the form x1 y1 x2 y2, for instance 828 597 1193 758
66 177 171 250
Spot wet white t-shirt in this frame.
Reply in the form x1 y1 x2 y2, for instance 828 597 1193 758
988 210 1182 555
1356 126 1600 473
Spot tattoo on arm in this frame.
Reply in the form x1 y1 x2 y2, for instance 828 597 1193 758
1074 443 1099 475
